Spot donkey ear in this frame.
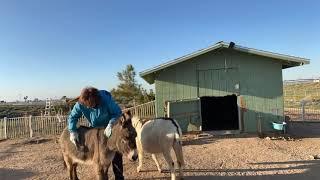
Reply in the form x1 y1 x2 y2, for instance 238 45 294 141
125 110 132 118
121 110 131 121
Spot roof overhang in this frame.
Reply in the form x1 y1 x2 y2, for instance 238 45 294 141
140 41 310 84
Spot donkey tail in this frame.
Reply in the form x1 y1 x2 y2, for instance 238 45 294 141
172 119 182 143
171 119 185 168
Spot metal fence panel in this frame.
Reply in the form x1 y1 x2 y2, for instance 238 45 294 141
168 99 201 132
285 107 320 121
1 115 91 139
123 101 156 119
1 101 156 139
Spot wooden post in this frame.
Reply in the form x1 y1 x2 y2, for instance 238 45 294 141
301 103 305 121
29 115 33 138
257 113 262 136
4 117 7 139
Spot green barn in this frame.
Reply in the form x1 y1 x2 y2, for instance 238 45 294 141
140 41 309 133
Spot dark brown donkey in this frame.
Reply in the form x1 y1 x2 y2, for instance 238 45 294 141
60 111 137 180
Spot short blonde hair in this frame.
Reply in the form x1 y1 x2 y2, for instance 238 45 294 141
78 87 100 108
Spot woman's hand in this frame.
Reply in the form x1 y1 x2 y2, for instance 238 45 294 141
70 131 79 146
104 124 113 138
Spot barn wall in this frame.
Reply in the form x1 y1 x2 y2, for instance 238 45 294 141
155 57 198 117
155 48 284 132
232 50 284 132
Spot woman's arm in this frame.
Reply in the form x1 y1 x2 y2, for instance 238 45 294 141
68 102 83 132
106 92 122 125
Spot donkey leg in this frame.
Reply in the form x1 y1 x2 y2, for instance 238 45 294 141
112 152 124 180
162 150 176 180
136 140 144 173
63 155 76 180
72 163 79 180
95 165 104 180
102 164 111 180
151 154 162 173
173 141 184 179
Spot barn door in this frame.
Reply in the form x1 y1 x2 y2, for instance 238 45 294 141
197 68 240 132
197 68 239 97
200 95 239 131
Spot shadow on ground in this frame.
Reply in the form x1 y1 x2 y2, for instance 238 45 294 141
0 168 35 180
182 136 217 146
18 138 52 145
127 159 320 180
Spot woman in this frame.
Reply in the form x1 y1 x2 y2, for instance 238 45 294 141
68 86 124 180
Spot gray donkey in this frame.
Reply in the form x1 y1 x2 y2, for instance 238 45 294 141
60 111 137 180
132 116 184 180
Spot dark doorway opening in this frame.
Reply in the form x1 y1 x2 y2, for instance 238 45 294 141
200 95 239 131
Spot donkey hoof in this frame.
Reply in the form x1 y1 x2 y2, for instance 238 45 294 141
137 167 141 173
158 169 163 173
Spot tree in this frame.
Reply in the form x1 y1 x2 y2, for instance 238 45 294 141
117 64 136 86
24 96 28 102
111 64 155 107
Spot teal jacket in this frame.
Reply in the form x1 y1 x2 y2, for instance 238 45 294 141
68 90 122 132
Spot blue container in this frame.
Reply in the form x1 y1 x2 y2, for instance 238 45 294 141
272 122 286 131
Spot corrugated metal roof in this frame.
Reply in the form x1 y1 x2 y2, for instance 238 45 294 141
140 41 310 84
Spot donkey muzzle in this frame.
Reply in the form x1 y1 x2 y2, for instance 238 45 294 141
128 149 138 162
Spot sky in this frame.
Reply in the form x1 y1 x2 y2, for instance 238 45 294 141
0 0 319 102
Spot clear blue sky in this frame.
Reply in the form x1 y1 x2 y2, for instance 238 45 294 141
0 0 319 101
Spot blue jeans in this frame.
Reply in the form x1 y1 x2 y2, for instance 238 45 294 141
112 152 124 180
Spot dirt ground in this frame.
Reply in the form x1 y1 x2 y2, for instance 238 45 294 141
1 134 320 180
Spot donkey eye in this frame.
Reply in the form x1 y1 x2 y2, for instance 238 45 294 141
121 139 127 144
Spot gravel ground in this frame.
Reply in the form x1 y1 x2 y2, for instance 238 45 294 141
1 134 320 180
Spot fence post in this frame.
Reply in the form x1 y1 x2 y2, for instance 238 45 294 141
301 104 305 121
4 117 7 139
29 115 33 138
257 113 262 136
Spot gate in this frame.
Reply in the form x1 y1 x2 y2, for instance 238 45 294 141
167 99 201 132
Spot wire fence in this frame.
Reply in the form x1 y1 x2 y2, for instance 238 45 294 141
284 85 320 121
284 87 320 103
0 101 157 140
284 107 320 121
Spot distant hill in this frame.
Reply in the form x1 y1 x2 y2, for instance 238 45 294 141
284 82 320 108
284 78 320 85
0 104 70 119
